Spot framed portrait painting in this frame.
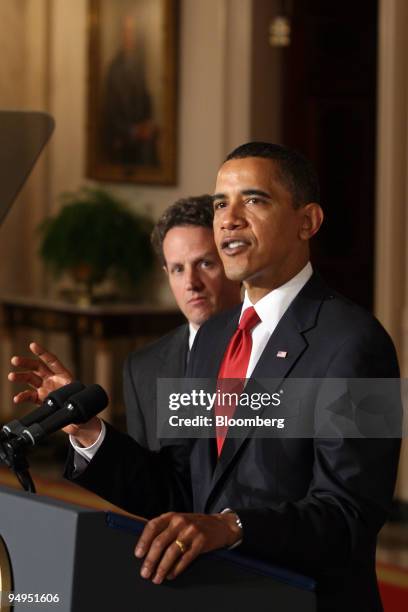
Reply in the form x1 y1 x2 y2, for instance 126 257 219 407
87 0 178 184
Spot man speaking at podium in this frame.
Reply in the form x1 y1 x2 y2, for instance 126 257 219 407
10 143 400 612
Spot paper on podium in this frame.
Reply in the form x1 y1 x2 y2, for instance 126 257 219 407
0 111 54 227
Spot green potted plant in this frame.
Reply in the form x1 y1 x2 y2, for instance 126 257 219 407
38 187 154 303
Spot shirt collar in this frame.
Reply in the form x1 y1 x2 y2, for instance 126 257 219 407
188 323 198 350
240 262 313 333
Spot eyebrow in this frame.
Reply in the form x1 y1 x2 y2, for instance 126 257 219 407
241 189 272 198
212 189 272 200
167 252 216 266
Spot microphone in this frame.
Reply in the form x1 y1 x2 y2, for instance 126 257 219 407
1 381 85 440
16 384 109 448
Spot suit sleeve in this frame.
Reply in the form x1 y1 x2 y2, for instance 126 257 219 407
233 325 401 575
64 423 193 518
123 353 149 448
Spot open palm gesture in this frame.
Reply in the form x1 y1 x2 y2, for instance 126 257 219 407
8 342 73 405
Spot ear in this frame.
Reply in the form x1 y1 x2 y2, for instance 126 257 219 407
163 264 168 276
298 203 324 241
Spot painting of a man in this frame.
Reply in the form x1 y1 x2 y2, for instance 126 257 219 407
87 0 177 184
103 14 158 166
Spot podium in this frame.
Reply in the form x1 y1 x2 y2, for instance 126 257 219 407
0 486 316 611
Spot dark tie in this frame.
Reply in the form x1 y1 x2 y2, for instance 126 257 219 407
215 307 261 456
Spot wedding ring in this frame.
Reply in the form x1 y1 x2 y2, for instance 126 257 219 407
175 539 186 554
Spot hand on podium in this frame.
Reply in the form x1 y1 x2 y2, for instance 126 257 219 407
8 341 102 446
135 511 242 584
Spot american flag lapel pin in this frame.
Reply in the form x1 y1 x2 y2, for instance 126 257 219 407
276 350 288 358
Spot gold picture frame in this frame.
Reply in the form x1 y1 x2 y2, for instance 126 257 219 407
87 0 178 184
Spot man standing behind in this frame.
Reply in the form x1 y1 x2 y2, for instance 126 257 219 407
124 195 241 450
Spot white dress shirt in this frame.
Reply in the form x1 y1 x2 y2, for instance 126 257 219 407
241 261 313 378
71 262 313 460
188 323 198 350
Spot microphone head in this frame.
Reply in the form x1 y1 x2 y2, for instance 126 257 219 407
18 380 86 429
65 384 109 424
13 384 109 448
46 381 85 408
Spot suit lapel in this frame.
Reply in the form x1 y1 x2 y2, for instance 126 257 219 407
157 325 189 377
195 312 240 378
152 325 189 449
205 273 330 510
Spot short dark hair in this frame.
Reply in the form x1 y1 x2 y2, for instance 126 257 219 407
151 195 214 265
225 142 320 208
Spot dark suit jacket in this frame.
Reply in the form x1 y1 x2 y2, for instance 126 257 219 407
66 273 400 612
124 324 189 450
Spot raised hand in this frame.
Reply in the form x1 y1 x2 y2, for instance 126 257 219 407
8 342 73 405
8 341 102 443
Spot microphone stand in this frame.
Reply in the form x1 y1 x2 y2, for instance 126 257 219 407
0 435 36 493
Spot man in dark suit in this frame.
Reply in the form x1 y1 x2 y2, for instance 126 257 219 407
124 195 241 450
10 144 400 611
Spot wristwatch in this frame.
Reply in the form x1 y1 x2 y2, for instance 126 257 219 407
221 508 243 549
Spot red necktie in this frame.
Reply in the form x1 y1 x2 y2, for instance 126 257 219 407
215 307 261 456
